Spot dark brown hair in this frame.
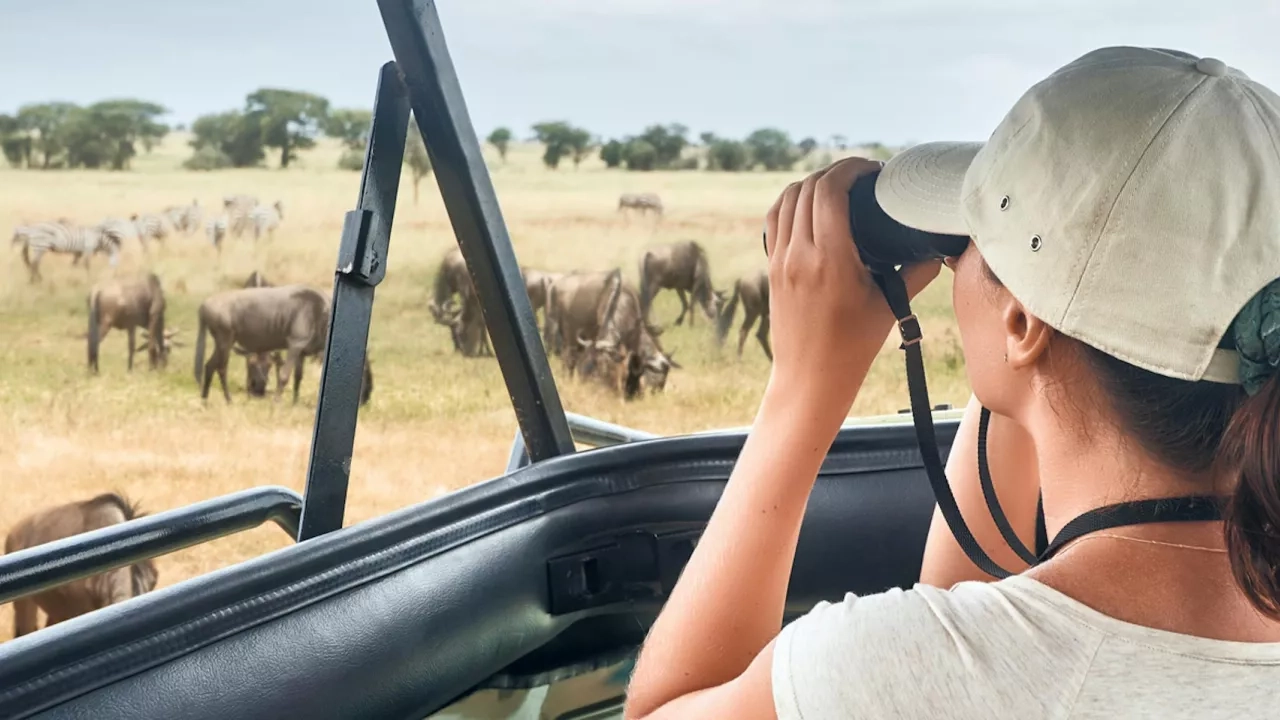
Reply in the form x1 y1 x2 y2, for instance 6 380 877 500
981 259 1280 617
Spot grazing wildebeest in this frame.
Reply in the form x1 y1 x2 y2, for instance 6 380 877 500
5 492 159 637
617 192 664 217
429 247 491 357
546 269 678 398
11 221 125 282
88 272 181 373
194 285 374 405
715 268 772 361
638 239 725 327
194 285 329 404
578 270 680 399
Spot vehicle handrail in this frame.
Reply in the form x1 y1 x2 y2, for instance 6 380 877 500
0 486 302 606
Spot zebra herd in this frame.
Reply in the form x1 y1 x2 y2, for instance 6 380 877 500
9 195 286 283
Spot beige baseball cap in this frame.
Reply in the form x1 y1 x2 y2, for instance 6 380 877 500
875 46 1280 384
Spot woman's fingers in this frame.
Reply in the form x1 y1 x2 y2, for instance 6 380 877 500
770 181 803 263
791 163 836 250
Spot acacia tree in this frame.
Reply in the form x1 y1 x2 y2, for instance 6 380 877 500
486 127 512 163
245 89 330 168
326 108 373 170
187 110 265 169
16 102 77 168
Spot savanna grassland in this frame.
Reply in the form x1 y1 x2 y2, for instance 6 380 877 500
0 135 972 641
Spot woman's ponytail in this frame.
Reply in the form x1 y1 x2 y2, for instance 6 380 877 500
1222 280 1280 618
1223 374 1280 618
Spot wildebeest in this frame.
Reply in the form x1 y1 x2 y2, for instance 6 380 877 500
521 266 563 332
429 246 491 357
545 269 678 398
243 270 271 288
617 192 664 217
638 239 725 327
194 284 373 405
715 269 772 361
236 271 279 394
88 273 181 373
5 492 159 637
11 221 125 282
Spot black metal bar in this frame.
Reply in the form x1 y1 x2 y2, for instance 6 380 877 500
298 62 410 541
376 0 576 462
0 487 301 606
565 413 659 447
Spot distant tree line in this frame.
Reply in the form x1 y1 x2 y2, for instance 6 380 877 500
0 100 168 170
1 91 892 177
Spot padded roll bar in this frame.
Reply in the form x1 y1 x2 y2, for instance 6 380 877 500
0 486 302 606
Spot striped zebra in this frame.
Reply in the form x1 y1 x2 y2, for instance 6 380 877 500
131 213 171 250
11 221 124 283
163 199 203 236
248 201 284 242
222 194 259 238
206 215 228 252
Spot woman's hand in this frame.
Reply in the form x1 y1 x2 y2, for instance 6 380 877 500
764 157 942 421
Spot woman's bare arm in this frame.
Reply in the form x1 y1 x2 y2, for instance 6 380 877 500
918 394 1042 587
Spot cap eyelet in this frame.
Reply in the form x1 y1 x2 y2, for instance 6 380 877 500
1030 235 1042 252
999 195 1010 211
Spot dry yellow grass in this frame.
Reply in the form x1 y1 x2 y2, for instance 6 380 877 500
0 134 971 642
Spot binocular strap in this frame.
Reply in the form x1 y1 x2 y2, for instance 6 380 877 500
871 267 1225 579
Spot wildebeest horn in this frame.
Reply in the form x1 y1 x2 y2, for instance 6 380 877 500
576 332 593 348
666 351 682 369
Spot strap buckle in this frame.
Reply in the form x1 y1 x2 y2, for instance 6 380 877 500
897 314 922 349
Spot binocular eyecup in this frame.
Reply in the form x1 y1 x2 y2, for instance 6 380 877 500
846 169 970 274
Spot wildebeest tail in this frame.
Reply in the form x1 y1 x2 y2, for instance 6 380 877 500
194 308 208 384
715 280 741 346
600 268 624 332
87 289 102 371
638 252 654 317
88 491 146 521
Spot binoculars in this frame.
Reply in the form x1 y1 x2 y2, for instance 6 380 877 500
761 168 970 274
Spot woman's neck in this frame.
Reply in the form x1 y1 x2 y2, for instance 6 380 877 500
1024 401 1223 541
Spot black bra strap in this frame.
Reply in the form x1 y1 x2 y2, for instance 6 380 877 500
1039 495 1224 561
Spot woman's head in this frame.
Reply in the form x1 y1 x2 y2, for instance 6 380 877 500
872 46 1280 616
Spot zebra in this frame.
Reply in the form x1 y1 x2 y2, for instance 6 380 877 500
222 194 259 238
163 199 202 236
11 221 124 283
131 213 171 250
206 215 228 252
247 201 284 242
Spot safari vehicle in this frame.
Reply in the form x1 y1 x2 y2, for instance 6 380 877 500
0 3 972 718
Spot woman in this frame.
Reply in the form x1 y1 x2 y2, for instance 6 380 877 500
623 46 1280 718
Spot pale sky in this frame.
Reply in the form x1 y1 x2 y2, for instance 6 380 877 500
2 0 1277 145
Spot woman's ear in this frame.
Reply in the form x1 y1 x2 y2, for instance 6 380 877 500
1001 294 1053 370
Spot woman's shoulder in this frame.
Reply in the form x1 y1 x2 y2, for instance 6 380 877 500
772 576 1101 719
771 576 1280 720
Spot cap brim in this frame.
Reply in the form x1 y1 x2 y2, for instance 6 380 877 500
875 141 984 236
